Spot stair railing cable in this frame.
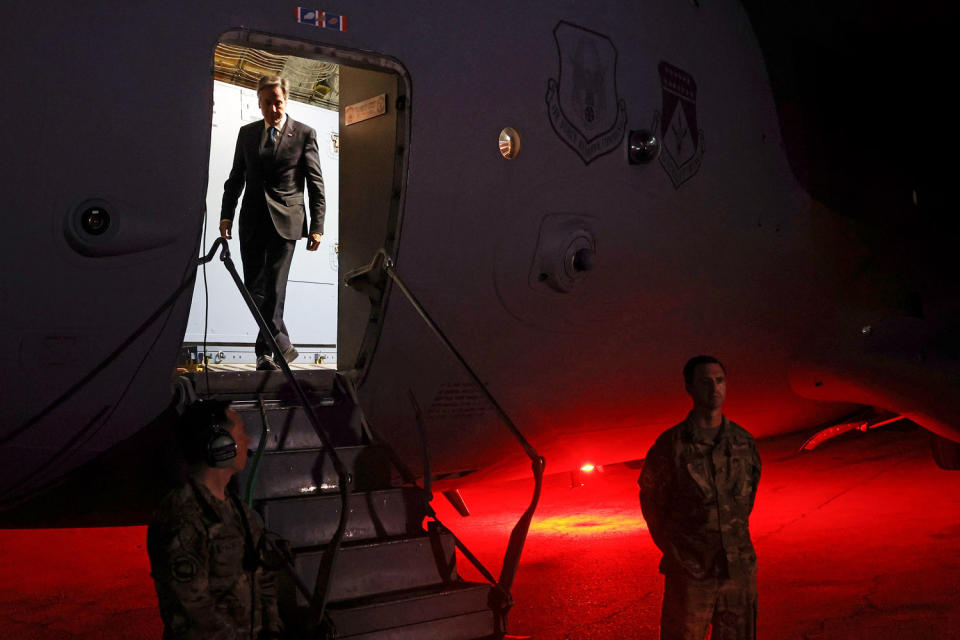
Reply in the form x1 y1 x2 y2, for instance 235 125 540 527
244 394 271 507
198 237 351 623
345 249 546 607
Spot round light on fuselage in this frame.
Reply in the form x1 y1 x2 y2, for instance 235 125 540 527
499 127 521 159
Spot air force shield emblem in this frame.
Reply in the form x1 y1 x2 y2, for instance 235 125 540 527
546 21 627 165
653 61 705 188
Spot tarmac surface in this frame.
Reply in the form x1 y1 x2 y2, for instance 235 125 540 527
1 424 958 639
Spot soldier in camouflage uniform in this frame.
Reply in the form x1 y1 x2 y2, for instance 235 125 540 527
147 400 283 639
639 356 761 640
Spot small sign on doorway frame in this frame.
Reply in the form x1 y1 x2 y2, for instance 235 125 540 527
344 93 388 126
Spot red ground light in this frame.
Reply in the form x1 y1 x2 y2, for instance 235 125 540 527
1 425 958 639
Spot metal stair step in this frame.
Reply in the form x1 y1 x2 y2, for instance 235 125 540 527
236 401 364 450
237 446 392 500
190 369 337 401
293 531 457 604
337 610 498 640
259 487 430 547
326 582 496 638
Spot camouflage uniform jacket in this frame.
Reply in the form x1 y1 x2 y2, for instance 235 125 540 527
639 414 761 580
147 479 282 639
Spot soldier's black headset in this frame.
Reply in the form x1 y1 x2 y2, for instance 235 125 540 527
203 408 238 468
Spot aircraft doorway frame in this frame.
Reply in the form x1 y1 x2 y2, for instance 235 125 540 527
183 29 410 376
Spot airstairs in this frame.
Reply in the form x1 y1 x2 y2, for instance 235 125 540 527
185 239 544 639
189 369 505 639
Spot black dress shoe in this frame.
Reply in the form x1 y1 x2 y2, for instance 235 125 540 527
281 345 299 364
256 355 280 371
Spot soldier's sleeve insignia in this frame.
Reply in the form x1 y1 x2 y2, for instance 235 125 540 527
170 553 202 582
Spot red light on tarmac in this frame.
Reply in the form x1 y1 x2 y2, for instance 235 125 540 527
531 513 647 535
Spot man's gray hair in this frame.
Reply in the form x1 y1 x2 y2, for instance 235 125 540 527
257 74 289 98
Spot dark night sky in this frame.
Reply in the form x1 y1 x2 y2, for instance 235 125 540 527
741 0 958 331
743 1 954 220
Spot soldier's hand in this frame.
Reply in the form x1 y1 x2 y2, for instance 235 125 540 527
307 233 322 251
219 220 232 240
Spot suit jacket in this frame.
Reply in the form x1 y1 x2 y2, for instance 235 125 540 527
221 117 325 241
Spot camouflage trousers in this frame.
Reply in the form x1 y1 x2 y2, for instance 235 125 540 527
659 571 757 640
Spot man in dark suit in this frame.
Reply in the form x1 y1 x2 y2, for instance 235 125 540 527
219 75 326 370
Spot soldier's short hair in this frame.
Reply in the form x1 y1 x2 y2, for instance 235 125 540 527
257 74 289 98
683 355 726 385
177 399 232 465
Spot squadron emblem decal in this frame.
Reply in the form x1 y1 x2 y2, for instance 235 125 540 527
653 61 705 188
546 21 627 165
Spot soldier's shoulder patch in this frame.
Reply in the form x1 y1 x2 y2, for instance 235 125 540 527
170 553 202 582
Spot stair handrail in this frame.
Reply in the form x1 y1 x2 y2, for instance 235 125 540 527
340 373 510 604
198 237 351 622
346 249 546 602
407 390 432 499
244 396 319 612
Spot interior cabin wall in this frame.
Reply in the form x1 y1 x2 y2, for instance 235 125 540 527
184 80 341 356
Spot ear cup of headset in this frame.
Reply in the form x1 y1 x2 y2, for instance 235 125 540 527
205 424 237 468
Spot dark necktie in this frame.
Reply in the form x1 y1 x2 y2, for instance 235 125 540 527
260 127 277 163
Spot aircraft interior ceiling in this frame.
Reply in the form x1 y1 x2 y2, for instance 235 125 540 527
213 42 340 110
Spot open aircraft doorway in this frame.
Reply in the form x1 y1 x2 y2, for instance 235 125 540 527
181 35 407 374
183 43 341 370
